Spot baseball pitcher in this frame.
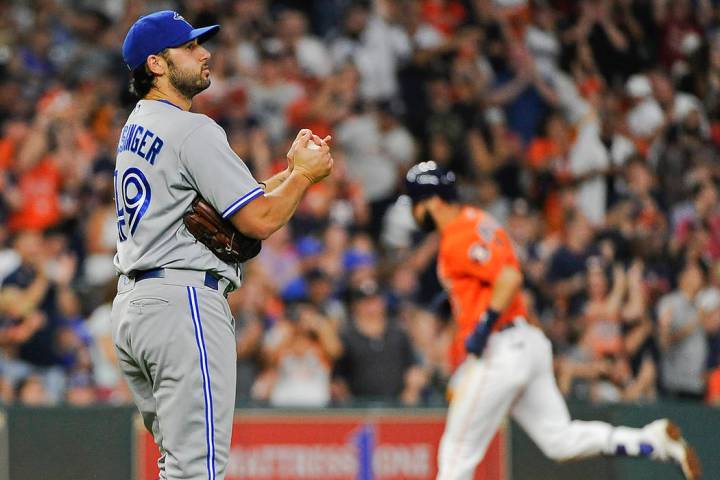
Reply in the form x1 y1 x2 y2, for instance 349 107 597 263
112 11 332 479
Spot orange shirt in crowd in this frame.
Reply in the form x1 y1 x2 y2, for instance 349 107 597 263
707 367 720 405
437 207 528 369
421 0 467 36
8 156 61 231
526 137 559 170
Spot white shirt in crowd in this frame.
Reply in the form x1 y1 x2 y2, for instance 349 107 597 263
331 14 411 101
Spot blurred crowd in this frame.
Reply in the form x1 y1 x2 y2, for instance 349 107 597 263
2 0 720 409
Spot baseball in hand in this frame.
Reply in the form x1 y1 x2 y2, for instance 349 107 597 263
307 141 321 150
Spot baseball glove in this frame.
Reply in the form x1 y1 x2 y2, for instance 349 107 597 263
183 196 261 264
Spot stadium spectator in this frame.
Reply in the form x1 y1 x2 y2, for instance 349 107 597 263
0 230 80 403
81 161 120 305
329 1 411 101
251 301 341 407
303 267 347 327
247 46 304 145
403 302 453 404
228 266 268 403
85 280 131 404
581 259 625 360
64 370 97 406
697 283 720 406
657 260 708 401
546 209 597 316
333 279 427 405
486 42 559 145
15 374 50 406
276 9 333 79
672 179 720 263
618 261 659 403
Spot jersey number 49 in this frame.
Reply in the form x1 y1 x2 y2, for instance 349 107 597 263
114 168 152 242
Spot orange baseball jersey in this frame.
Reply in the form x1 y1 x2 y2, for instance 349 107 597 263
437 206 528 369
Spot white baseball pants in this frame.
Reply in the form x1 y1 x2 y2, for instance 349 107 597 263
437 320 656 480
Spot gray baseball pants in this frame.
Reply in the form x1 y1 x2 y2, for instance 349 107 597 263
111 269 236 480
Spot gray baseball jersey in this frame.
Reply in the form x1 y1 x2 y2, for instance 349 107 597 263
113 99 264 288
111 98 263 480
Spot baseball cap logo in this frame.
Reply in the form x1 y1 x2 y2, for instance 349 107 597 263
173 12 192 26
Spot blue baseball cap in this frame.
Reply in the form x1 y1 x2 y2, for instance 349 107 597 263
122 10 220 71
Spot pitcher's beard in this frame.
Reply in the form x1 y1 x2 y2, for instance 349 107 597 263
167 60 210 99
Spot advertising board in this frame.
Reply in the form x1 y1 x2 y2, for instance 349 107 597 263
136 410 506 480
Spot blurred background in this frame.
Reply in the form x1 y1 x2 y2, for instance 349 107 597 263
1 0 720 479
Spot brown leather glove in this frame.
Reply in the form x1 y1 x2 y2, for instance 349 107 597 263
183 196 261 264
